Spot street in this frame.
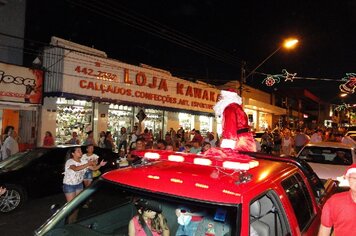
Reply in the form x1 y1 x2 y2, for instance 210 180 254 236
0 193 65 236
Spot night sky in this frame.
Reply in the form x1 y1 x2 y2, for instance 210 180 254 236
24 0 356 104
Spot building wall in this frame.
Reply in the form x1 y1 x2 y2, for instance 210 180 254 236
38 97 57 146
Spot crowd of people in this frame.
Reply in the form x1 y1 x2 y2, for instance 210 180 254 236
256 126 355 156
50 123 355 163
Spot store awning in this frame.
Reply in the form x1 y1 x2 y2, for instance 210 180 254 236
0 101 40 111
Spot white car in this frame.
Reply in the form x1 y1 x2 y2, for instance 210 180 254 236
296 142 356 187
345 130 356 141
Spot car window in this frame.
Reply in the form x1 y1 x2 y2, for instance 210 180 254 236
298 146 353 165
43 180 238 236
0 149 51 170
249 191 291 236
281 173 314 232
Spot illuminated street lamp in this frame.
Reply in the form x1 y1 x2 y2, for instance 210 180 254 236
244 38 299 81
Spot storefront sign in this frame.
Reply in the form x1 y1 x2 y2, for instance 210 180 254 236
0 62 43 104
60 51 219 113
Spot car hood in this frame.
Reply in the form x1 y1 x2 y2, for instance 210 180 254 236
307 162 348 181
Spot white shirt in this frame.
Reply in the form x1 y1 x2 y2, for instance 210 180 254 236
82 153 99 163
1 136 19 160
63 158 87 185
82 153 99 171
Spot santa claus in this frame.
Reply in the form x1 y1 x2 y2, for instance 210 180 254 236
213 89 256 152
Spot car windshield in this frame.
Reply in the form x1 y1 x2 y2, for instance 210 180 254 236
298 146 353 165
0 148 50 170
36 179 239 236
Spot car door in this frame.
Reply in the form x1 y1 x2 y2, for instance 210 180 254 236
248 190 292 236
28 148 68 197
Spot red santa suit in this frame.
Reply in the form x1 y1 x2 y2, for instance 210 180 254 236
214 90 256 152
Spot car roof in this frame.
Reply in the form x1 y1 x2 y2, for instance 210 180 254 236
305 142 354 149
102 150 297 204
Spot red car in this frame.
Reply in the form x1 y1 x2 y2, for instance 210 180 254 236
36 149 336 236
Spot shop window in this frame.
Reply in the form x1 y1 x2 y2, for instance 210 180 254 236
199 116 212 136
244 108 257 130
259 112 270 131
56 99 93 145
179 113 194 132
142 109 163 141
108 105 133 144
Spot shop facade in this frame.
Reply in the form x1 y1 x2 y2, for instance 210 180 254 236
39 37 219 146
0 62 43 150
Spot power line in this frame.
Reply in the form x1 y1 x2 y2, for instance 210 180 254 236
66 0 242 67
0 43 222 90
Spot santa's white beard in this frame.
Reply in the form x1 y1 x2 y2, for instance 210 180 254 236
213 97 242 117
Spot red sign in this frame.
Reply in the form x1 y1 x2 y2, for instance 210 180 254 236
0 62 43 104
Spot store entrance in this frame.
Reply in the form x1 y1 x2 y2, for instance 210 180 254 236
142 109 164 140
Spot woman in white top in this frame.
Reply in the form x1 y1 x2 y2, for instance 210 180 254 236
63 147 105 202
82 144 102 188
281 130 294 156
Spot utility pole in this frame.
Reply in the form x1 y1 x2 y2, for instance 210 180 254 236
240 61 246 97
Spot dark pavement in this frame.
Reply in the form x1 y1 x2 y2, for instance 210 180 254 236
0 193 66 236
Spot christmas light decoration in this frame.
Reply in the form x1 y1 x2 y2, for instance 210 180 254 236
261 69 296 86
262 75 280 86
335 103 351 111
339 73 356 94
282 69 297 82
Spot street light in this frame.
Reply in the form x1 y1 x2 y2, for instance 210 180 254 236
240 38 299 95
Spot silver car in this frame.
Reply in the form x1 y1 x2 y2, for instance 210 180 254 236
296 142 356 187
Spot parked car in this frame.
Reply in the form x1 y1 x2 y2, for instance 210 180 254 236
345 130 356 141
0 145 118 213
35 149 336 236
296 142 356 187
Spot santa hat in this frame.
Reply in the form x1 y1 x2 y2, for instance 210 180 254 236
220 89 242 105
345 164 356 177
